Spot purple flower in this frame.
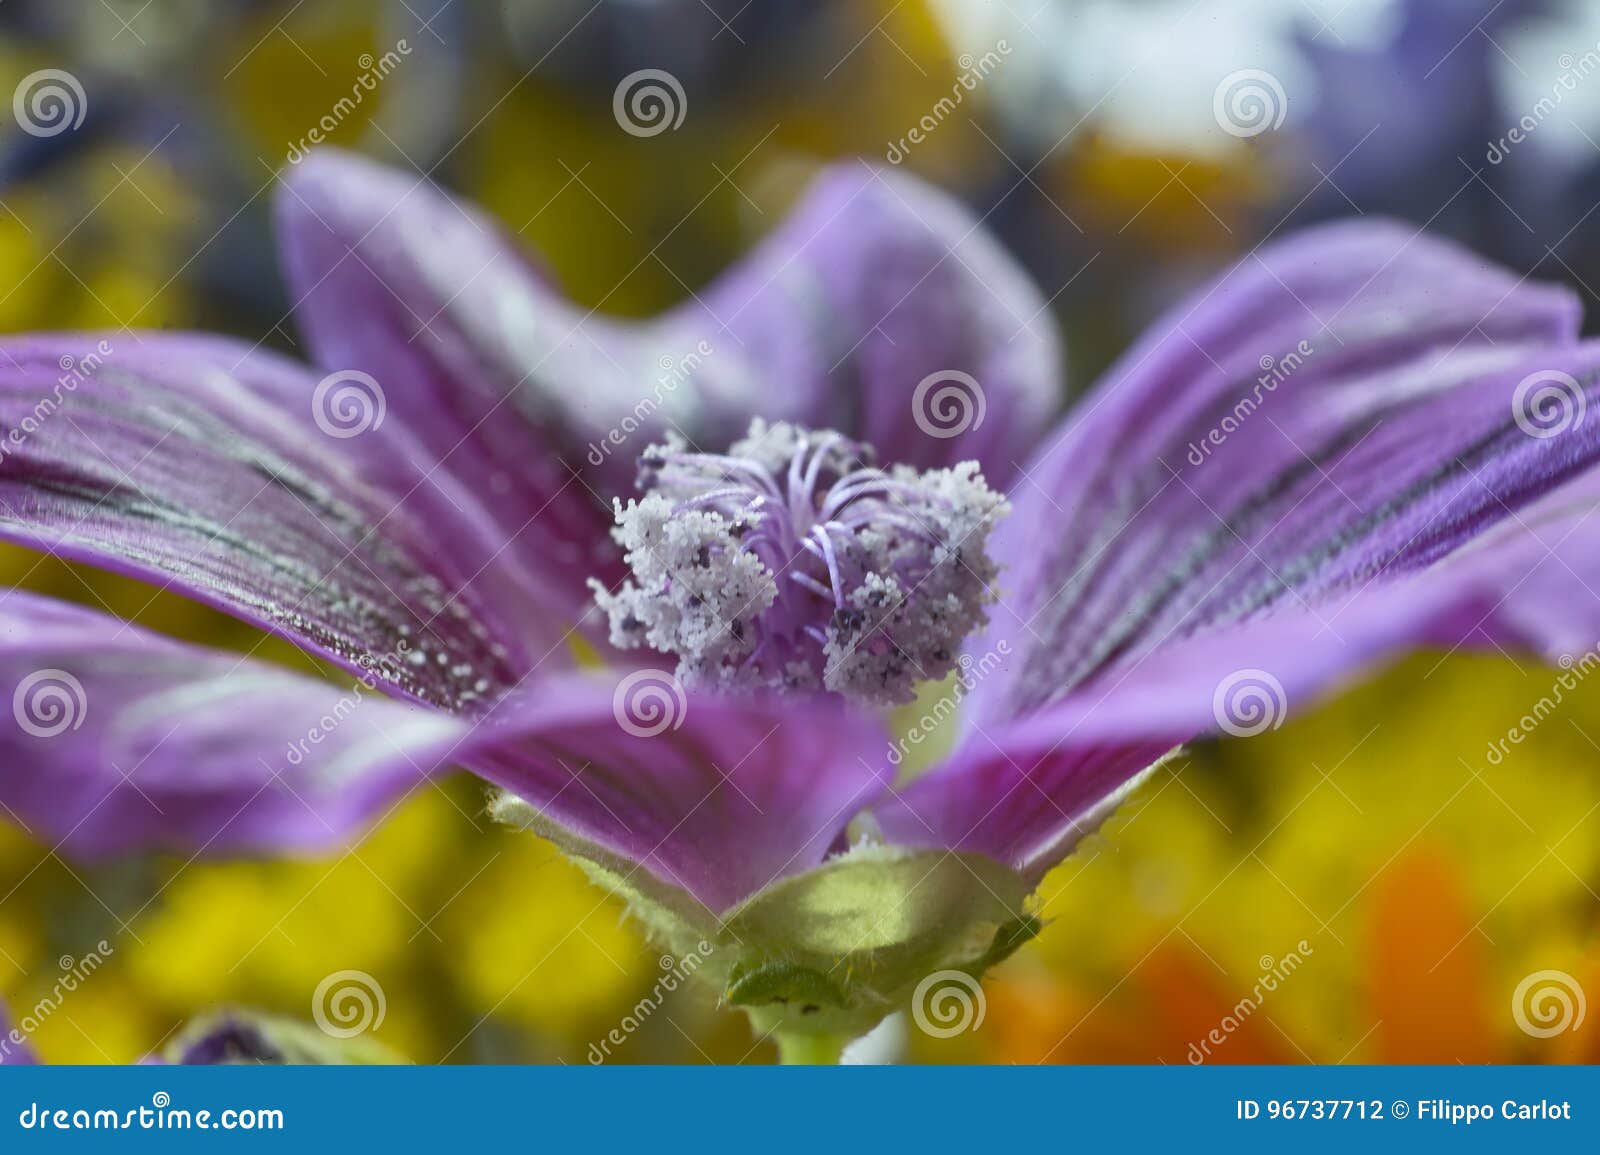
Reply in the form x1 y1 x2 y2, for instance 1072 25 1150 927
0 995 401 1064
153 1010 405 1065
1 995 37 1065
3 149 1600 1053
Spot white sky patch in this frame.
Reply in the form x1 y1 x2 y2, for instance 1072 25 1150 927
927 0 1403 155
1498 0 1600 167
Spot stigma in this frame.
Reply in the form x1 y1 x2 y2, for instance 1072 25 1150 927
591 421 1006 706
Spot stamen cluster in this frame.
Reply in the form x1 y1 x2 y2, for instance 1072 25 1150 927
592 421 1006 706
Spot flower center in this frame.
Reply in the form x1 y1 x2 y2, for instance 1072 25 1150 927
591 420 1006 706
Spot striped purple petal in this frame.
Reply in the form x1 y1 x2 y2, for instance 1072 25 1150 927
682 162 1061 478
275 149 1058 519
467 674 891 914
879 220 1600 877
0 334 548 709
0 590 464 857
3 586 887 914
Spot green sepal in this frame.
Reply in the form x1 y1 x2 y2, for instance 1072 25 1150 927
492 789 1045 1047
720 845 1034 1040
725 959 849 1012
981 913 1043 970
487 729 1184 1058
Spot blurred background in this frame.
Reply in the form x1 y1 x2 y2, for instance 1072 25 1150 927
1 0 1599 1064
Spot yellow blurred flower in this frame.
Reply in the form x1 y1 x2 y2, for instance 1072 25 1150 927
965 653 1600 1065
445 838 646 1054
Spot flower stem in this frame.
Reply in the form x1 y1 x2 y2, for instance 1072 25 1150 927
775 1032 847 1065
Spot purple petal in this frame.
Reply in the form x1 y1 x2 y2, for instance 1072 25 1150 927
2 589 887 912
466 674 891 914
158 1010 406 1064
885 221 1600 875
276 150 1058 517
276 151 626 618
982 219 1586 721
680 162 1062 479
163 1016 287 1065
883 468 1600 877
0 590 464 856
1 995 37 1064
0 334 540 708
876 739 1169 883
